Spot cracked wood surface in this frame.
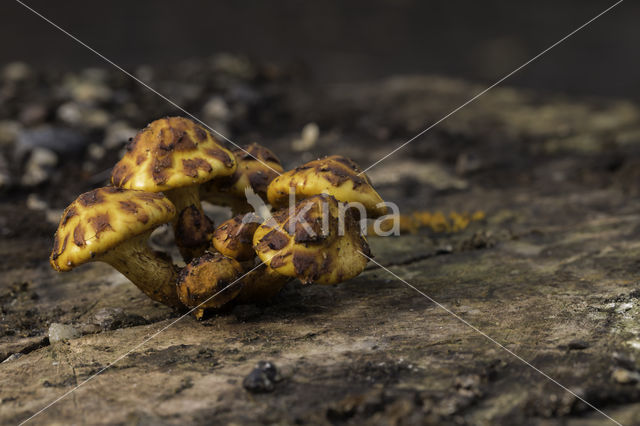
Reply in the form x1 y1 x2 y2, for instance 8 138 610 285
2 75 640 425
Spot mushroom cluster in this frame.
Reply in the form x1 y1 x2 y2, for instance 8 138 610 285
50 117 386 318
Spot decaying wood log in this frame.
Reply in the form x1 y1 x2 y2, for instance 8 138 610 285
2 73 640 425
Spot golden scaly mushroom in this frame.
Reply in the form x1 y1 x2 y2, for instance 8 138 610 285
253 194 371 285
176 252 244 319
50 187 183 309
111 116 236 262
267 155 387 219
212 213 291 303
212 213 260 261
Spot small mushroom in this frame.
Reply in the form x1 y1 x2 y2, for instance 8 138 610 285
201 142 284 214
212 214 260 261
236 264 291 304
176 252 244 319
253 194 371 285
267 155 387 219
49 187 183 309
110 116 237 262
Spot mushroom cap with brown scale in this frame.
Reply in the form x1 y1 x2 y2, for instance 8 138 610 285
111 116 236 192
176 253 244 312
212 214 260 261
110 116 237 262
267 155 387 218
201 143 283 210
50 187 183 308
253 194 371 285
50 187 176 271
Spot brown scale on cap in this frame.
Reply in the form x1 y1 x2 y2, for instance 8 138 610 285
269 253 290 269
176 252 244 319
253 194 371 285
267 155 387 219
118 200 150 224
49 187 183 309
234 145 283 194
110 117 237 262
201 142 284 213
212 214 260 261
88 213 113 236
182 158 213 178
263 229 289 251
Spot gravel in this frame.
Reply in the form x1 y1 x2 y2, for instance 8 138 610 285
48 323 80 343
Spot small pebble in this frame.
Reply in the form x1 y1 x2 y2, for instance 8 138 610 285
242 360 281 393
92 307 147 330
567 339 589 350
57 102 83 126
58 102 109 128
0 120 21 147
292 123 319 152
103 121 137 150
83 109 110 129
87 143 106 160
243 368 273 393
66 79 112 104
16 126 86 157
26 193 48 210
21 147 58 186
212 54 255 78
202 96 230 122
612 351 637 370
48 323 80 343
435 244 453 254
616 302 634 313
257 361 280 382
2 62 32 82
46 209 64 225
612 367 640 384
1 353 22 363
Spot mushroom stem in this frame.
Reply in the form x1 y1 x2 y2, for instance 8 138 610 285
176 252 244 318
99 231 183 309
165 186 214 262
165 185 200 211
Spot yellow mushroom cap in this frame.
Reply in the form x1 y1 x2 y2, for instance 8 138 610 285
176 253 244 309
267 155 387 218
201 142 284 206
111 116 237 192
230 143 284 197
212 214 260 261
253 194 370 285
50 187 176 271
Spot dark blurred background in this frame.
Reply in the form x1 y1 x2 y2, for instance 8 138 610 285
0 0 638 226
3 0 638 100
